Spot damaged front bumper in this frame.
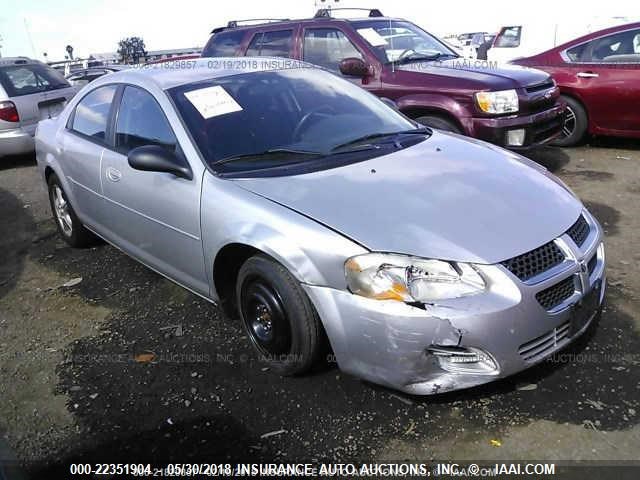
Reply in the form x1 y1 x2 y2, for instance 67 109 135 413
303 215 605 395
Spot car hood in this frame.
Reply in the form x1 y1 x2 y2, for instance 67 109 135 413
398 58 550 89
231 132 582 264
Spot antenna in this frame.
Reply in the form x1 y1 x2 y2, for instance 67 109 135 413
23 18 37 58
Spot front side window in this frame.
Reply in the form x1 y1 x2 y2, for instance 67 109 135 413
303 28 363 72
350 20 457 63
169 68 418 174
71 85 117 141
0 63 70 97
494 26 522 48
115 86 177 154
567 28 640 63
203 30 246 57
246 30 293 58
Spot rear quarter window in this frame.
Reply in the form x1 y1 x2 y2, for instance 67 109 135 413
202 30 246 57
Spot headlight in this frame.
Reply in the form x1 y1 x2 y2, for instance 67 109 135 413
475 89 519 114
345 253 485 303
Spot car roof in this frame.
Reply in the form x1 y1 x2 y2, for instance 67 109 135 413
0 57 43 67
98 57 315 90
210 14 404 34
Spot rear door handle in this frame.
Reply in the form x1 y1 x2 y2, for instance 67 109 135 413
106 167 122 182
577 71 599 78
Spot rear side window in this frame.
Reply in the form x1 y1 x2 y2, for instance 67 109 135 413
115 86 177 154
202 30 246 57
303 28 363 72
0 63 70 97
246 30 293 57
71 85 117 141
494 26 521 48
567 28 640 63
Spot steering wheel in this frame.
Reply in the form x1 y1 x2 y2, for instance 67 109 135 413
292 105 336 141
396 49 417 62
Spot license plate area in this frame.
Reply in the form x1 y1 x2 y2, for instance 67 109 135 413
38 98 66 120
569 280 601 337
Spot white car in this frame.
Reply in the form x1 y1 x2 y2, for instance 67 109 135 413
0 57 78 157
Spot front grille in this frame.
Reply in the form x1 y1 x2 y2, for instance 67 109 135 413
501 241 565 281
566 214 590 247
536 276 575 310
525 80 555 93
587 254 597 276
518 321 570 362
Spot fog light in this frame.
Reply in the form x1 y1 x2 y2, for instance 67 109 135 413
506 129 526 146
427 346 499 375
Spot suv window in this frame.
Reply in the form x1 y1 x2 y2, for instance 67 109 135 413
567 28 640 63
115 86 177 154
202 30 246 57
303 28 363 71
71 85 117 141
0 63 70 97
246 30 293 57
494 26 521 48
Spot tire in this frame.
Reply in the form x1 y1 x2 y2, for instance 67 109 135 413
414 115 462 134
236 254 325 376
551 96 588 147
47 173 98 247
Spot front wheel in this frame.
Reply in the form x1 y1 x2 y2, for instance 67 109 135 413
47 173 98 247
414 115 462 134
236 254 325 375
551 96 588 147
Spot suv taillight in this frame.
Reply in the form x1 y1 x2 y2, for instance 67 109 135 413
0 101 19 122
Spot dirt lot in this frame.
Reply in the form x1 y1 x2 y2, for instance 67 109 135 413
1 139 639 477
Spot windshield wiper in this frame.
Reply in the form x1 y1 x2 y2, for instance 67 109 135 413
331 127 430 152
212 148 323 166
396 52 458 65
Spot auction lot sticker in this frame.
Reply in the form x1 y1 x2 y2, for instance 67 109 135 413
184 85 243 119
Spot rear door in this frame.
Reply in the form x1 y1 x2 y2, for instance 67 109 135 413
61 84 118 227
99 85 208 295
564 27 640 134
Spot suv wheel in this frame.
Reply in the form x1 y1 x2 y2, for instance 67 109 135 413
551 96 588 147
414 115 462 134
236 254 325 376
47 173 98 247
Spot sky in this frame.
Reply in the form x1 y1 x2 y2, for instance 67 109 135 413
0 0 638 61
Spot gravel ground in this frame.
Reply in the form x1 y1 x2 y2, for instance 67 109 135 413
0 139 639 478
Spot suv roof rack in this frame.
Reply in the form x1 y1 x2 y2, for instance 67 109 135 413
227 18 289 28
211 18 290 33
314 8 384 18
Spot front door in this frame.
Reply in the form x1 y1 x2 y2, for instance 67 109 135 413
100 85 208 295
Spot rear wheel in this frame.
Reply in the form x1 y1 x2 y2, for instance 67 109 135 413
236 254 324 375
414 115 462 134
551 96 588 147
47 173 98 247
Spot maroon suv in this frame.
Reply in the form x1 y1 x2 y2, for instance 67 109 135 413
201 8 566 149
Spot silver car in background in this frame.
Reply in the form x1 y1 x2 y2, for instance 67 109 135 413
0 57 78 157
35 58 605 395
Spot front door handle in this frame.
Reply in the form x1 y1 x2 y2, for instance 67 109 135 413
577 71 599 78
106 167 122 182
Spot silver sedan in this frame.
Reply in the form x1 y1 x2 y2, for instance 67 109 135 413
35 58 605 395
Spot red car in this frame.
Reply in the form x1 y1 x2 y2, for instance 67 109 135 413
512 22 640 146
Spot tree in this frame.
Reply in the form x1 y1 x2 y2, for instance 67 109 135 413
65 45 74 60
117 37 147 65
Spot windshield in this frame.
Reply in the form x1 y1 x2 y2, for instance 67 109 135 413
0 63 70 97
350 20 457 63
169 68 419 173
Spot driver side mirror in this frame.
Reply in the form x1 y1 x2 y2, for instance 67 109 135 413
339 57 371 77
128 145 192 180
